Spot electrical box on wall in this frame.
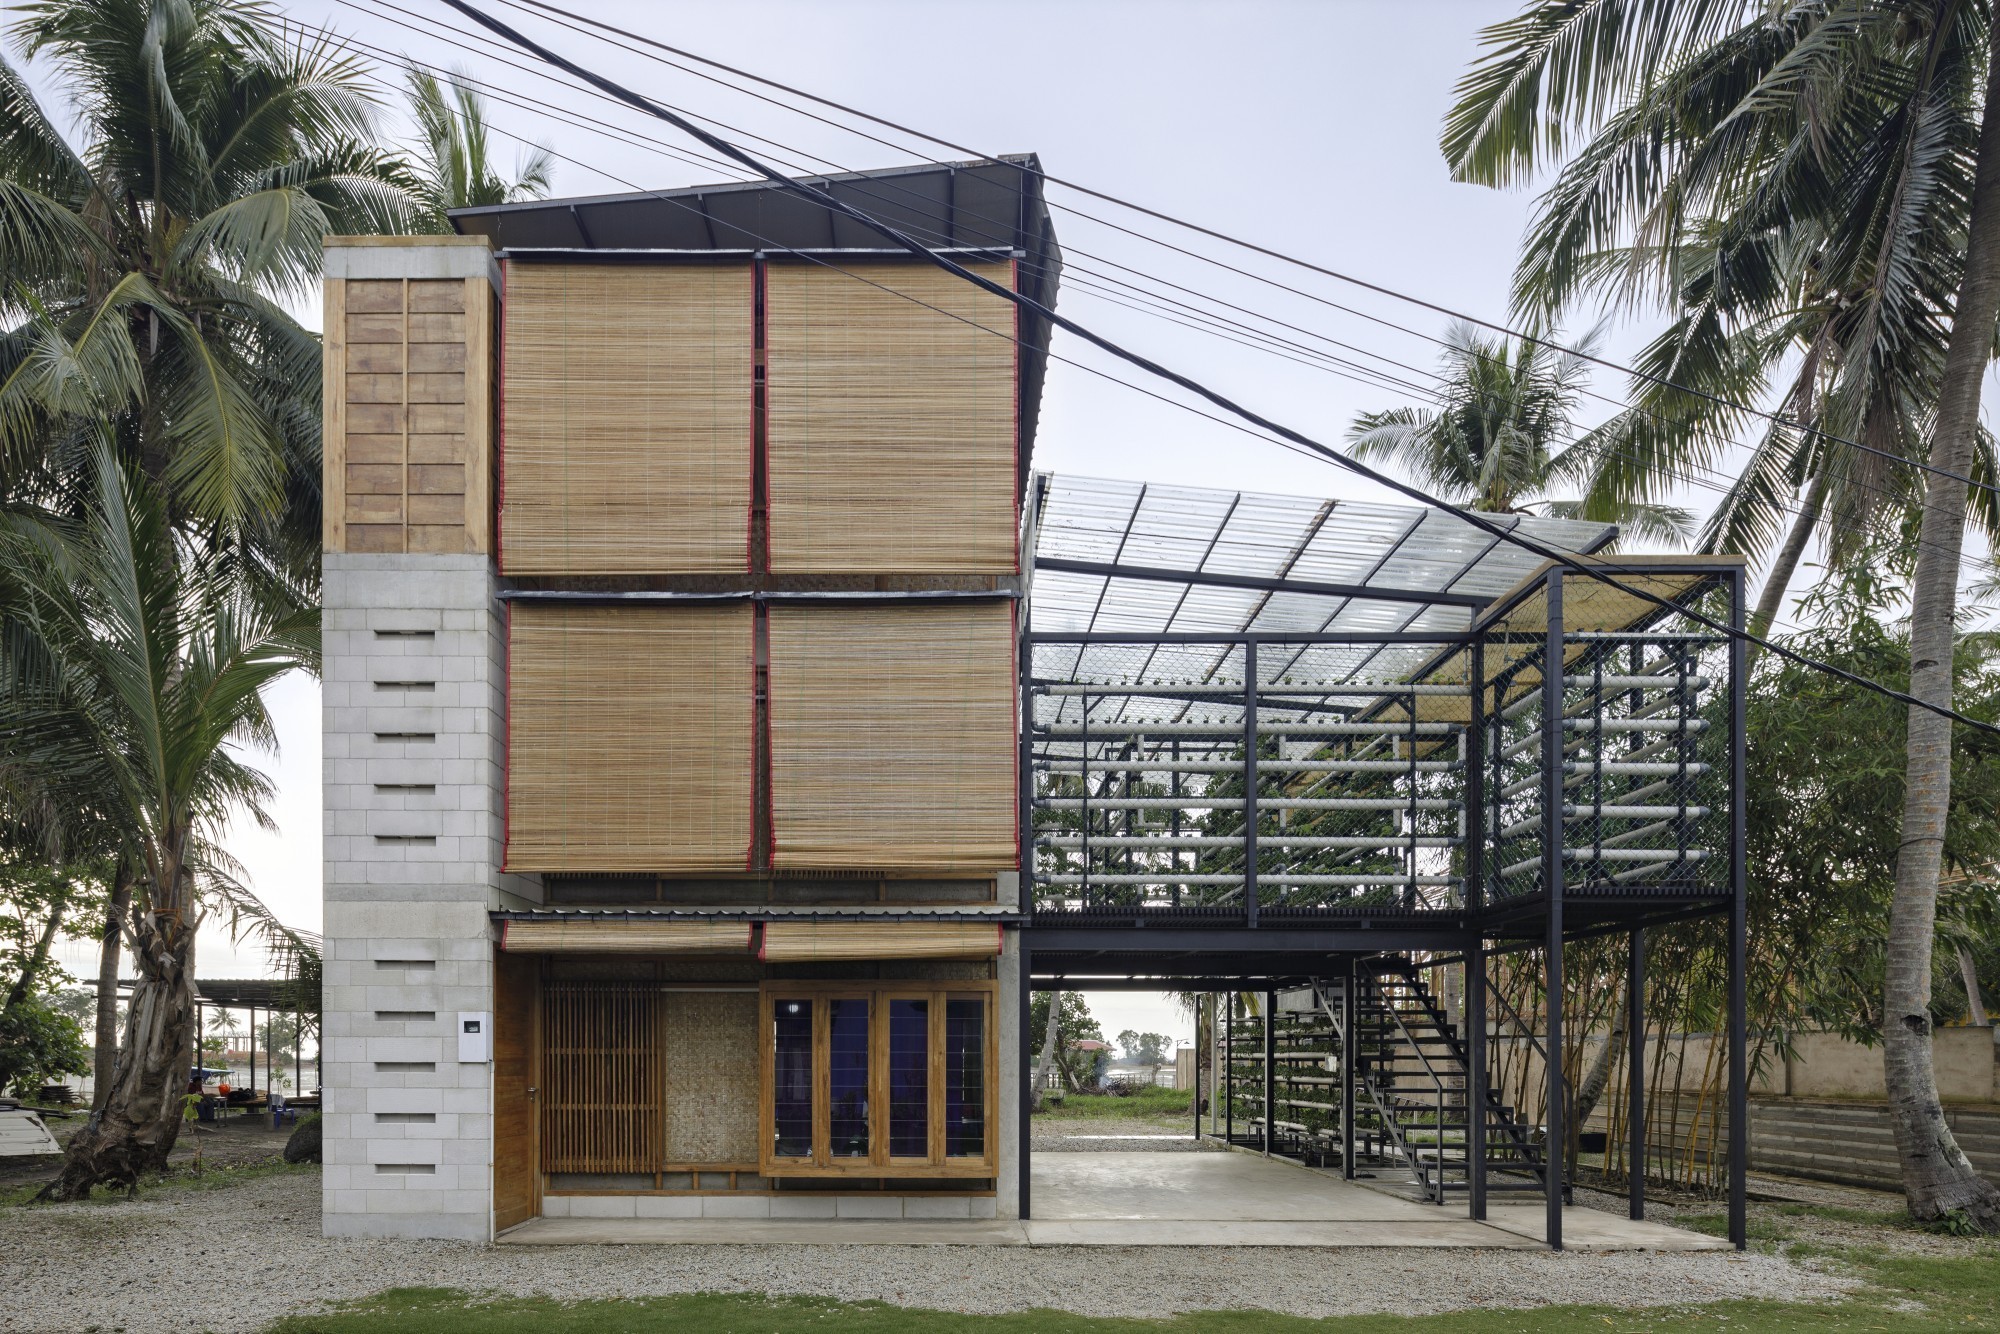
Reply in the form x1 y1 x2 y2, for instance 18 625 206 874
457 1011 491 1063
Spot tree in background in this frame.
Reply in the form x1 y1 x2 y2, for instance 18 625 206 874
1347 321 1691 543
1116 1030 1173 1081
4 449 315 1199
401 66 553 232
1446 0 2000 1232
1029 991 1104 1096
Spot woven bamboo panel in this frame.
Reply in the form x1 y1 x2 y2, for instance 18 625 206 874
508 604 753 872
758 921 1003 962
765 261 1017 573
767 603 1016 870
662 991 759 1162
502 263 753 574
541 983 662 1173
501 919 752 953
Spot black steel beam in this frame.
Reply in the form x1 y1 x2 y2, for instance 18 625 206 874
1033 557 1492 609
1022 927 1477 954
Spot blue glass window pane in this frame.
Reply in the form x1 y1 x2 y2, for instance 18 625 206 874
772 999 813 1158
944 998 985 1158
888 999 929 1157
829 998 871 1158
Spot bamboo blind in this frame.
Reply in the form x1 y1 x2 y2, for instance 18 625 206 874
501 919 753 953
767 603 1017 870
758 921 1003 962
507 603 753 872
501 263 753 574
541 982 663 1173
765 261 1018 573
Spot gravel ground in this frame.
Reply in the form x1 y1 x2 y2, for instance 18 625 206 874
0 1167 1858 1333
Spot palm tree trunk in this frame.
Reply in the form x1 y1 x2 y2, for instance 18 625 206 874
1571 966 1633 1133
0 877 68 1020
1960 945 1990 1028
41 888 197 1200
1883 18 2000 1234
1746 467 1831 663
1030 989 1063 1111
92 862 134 1112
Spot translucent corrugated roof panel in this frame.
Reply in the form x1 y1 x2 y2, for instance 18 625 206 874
1029 472 1616 661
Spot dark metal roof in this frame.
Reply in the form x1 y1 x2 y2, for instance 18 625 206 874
449 156 1062 488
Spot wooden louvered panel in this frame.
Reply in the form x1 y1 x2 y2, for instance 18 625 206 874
767 603 1017 871
765 261 1017 573
540 983 662 1174
507 604 753 872
501 919 753 954
501 263 753 574
324 274 493 555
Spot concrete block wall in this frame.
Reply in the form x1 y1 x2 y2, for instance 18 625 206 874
322 549 535 1241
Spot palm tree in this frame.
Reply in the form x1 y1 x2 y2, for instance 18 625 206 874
0 0 415 591
1446 0 2000 1230
2 448 315 1199
1346 322 1692 543
402 66 553 232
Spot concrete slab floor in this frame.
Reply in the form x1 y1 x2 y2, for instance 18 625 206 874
497 1153 1728 1251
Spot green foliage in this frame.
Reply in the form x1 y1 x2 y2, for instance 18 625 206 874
401 66 553 232
1030 991 1104 1090
1745 581 2000 1038
1114 1030 1172 1067
1347 321 1692 542
1034 1084 1190 1121
0 993 87 1094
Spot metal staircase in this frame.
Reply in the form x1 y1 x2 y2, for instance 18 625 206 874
1317 964 1551 1204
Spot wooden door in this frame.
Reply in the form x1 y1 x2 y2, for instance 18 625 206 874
493 950 539 1232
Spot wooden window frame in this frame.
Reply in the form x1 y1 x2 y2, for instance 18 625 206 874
757 981 997 1178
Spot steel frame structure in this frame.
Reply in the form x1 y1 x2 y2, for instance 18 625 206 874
1013 485 1750 1251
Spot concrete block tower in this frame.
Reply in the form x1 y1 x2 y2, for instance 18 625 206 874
318 236 536 1240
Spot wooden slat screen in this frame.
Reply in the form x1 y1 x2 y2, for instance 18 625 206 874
325 276 492 555
767 603 1017 870
765 261 1018 573
501 919 753 953
541 982 662 1173
507 604 753 872
758 921 1003 962
501 263 752 574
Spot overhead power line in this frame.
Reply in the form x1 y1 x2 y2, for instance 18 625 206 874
330 0 1999 588
430 0 2000 740
498 0 2000 507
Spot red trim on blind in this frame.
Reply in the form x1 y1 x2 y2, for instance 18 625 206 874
495 257 507 573
500 599 513 872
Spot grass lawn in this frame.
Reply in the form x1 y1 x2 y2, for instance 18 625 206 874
0 1156 313 1208
268 1238 1997 1334
1034 1086 1191 1120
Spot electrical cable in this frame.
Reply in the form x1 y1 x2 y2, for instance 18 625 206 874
497 0 2000 506
325 2 1999 592
427 0 2000 739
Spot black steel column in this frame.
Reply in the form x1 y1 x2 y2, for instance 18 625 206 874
1468 638 1486 914
1542 570 1566 1252
1468 936 1488 1221
1728 568 1749 1250
1225 993 1235 1144
1018 937 1032 1220
1628 927 1647 1220
1263 988 1277 1157
1017 610 1034 920
1243 640 1260 928
1341 957 1357 1179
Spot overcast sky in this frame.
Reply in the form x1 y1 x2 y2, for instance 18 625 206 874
21 0 1841 1049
